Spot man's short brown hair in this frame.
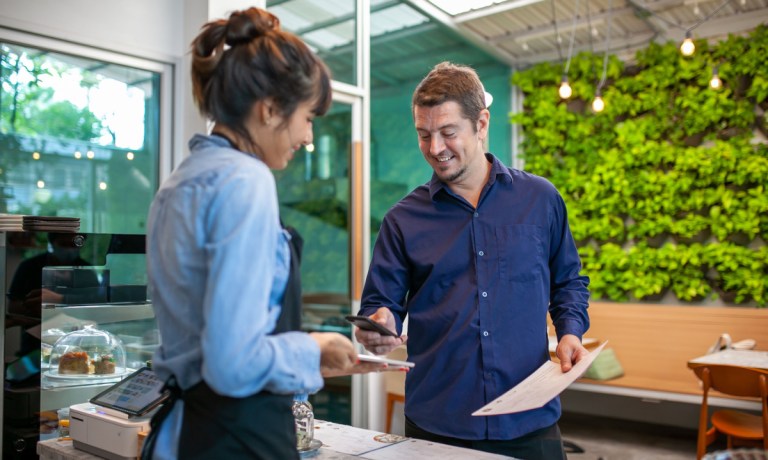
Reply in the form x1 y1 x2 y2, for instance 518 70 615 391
412 62 486 130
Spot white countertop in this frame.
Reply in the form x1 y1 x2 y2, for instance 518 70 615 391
39 419 517 459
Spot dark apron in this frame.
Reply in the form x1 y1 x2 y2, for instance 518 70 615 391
142 226 304 459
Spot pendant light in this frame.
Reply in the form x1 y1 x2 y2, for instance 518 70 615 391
592 90 605 112
709 66 722 89
679 0 732 57
558 0 582 100
592 0 612 112
680 31 695 56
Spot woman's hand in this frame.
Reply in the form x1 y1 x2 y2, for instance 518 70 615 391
310 332 357 375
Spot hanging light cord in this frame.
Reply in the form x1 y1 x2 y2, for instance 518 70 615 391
551 0 564 63
598 0 613 91
685 0 733 34
564 0 582 75
586 0 596 86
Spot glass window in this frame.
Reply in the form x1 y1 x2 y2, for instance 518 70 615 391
0 39 162 234
275 100 353 424
267 0 357 86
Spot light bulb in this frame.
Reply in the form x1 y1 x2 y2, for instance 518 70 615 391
592 95 605 112
709 67 722 89
680 33 695 56
558 77 572 99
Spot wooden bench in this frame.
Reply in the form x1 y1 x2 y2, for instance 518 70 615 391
383 302 768 431
566 301 768 398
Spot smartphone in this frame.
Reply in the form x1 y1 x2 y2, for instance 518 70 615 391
345 315 398 337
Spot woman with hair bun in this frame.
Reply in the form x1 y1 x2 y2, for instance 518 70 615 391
143 7 381 459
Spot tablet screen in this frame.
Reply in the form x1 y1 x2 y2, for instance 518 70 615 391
89 367 169 416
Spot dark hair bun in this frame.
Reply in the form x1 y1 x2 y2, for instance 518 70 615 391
225 8 280 47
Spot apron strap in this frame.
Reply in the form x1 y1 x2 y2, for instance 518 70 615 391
140 376 182 460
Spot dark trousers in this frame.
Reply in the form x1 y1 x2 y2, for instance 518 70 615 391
405 416 567 460
177 382 299 460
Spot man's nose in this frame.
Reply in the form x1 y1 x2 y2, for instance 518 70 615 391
430 136 444 155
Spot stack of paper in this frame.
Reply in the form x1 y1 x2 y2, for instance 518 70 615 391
0 214 25 231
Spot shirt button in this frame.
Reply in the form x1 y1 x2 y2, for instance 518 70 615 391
482 291 488 298
483 331 489 337
478 251 484 256
474 212 479 218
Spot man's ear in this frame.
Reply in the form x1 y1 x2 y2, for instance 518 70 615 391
477 108 490 140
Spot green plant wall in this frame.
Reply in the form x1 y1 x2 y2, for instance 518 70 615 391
511 25 768 306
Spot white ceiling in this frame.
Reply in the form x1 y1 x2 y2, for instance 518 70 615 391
412 0 768 66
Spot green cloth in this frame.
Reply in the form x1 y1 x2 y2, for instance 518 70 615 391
583 348 624 380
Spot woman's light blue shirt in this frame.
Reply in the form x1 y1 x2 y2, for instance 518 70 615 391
146 134 322 458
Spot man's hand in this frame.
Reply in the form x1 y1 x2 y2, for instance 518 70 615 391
353 307 407 355
556 334 589 372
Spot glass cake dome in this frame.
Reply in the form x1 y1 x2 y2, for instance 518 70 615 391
48 324 127 378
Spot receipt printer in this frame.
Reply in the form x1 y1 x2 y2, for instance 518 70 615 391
70 402 151 460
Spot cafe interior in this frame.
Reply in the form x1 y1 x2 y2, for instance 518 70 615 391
0 0 767 458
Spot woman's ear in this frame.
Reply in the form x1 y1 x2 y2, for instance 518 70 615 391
256 98 275 126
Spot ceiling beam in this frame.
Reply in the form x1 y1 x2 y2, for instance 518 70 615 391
402 0 518 65
455 0 548 23
511 31 656 67
660 7 768 41
485 6 634 45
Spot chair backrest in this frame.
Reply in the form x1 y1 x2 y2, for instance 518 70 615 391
692 364 768 398
692 364 768 459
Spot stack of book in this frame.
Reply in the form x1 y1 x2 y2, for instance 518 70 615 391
22 216 80 232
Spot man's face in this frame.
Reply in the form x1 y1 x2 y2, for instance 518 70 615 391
413 101 488 185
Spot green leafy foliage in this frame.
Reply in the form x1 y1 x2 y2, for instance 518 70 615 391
512 26 768 306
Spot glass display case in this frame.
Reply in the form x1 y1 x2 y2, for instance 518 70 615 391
1 231 156 459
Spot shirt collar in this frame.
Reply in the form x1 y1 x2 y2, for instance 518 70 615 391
427 153 513 200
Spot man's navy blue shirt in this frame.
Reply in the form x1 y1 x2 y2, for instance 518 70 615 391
360 154 590 440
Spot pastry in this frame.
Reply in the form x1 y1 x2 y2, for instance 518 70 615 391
92 354 116 374
58 351 89 374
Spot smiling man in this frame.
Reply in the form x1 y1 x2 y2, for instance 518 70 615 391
354 62 591 460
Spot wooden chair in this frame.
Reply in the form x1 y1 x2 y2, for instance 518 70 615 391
691 364 768 459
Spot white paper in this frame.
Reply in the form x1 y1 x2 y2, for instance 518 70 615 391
358 354 415 368
312 420 408 456
473 341 608 416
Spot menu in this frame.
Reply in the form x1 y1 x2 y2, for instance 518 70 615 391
473 341 607 416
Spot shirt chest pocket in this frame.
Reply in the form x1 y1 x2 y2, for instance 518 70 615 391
495 225 546 282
